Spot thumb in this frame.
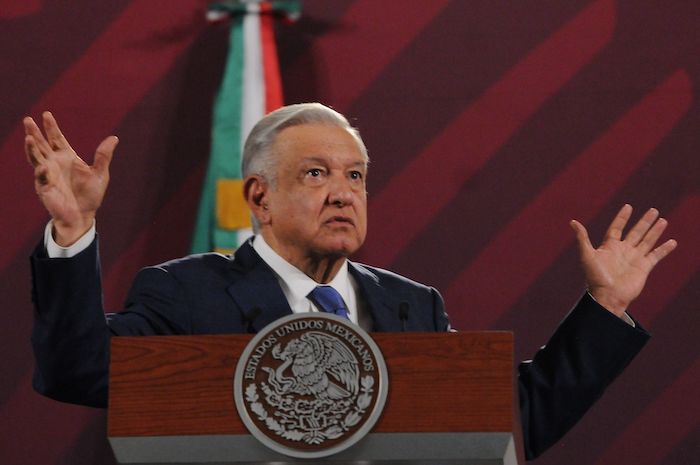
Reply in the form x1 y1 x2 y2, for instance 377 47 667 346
93 136 118 175
570 219 594 260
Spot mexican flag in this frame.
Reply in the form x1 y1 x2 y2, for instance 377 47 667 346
192 1 300 254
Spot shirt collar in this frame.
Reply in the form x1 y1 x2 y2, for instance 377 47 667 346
252 235 352 314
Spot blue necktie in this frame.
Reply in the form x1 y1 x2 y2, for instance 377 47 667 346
308 285 350 320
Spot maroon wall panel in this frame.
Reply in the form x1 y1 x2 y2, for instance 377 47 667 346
1 1 697 464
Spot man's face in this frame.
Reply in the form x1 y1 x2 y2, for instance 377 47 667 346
260 123 368 263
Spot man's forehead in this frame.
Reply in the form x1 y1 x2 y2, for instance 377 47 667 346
274 123 368 162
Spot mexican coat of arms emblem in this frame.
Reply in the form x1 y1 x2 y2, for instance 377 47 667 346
233 313 388 458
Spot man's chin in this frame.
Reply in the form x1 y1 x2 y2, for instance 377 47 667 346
314 238 364 258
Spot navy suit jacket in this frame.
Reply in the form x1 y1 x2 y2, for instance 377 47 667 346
30 237 649 459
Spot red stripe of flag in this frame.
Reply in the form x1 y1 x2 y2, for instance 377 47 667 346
260 2 284 112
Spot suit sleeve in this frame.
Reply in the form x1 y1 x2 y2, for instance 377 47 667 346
30 237 192 407
517 292 649 459
30 238 111 407
431 286 452 332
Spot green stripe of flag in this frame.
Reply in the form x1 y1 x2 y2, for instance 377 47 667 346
191 15 245 254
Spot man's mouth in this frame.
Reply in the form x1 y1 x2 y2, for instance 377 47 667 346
325 216 354 226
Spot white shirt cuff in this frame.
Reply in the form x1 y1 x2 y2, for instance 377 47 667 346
44 220 96 258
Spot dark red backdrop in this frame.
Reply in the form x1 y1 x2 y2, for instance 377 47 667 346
1 1 697 464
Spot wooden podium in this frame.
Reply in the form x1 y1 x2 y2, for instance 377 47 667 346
108 332 521 464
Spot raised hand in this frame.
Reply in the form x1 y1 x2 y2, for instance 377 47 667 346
570 204 677 317
24 112 118 246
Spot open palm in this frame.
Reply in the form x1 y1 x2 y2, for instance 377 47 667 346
571 204 677 316
24 112 118 245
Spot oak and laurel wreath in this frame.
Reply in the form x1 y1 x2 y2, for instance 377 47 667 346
245 375 375 444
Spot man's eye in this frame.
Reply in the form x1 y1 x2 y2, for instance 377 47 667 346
349 171 363 180
307 168 322 177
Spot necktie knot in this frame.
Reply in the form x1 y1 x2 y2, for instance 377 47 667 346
308 285 350 320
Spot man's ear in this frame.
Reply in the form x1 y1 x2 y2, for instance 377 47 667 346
244 175 270 225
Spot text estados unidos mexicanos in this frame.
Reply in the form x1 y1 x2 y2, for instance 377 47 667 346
244 319 375 380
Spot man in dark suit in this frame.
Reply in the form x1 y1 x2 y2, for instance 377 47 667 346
25 104 676 459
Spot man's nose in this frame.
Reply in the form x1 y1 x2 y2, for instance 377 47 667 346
327 174 355 207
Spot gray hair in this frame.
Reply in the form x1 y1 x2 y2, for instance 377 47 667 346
241 102 368 185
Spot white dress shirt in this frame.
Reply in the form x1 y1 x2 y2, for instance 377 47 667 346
252 235 373 330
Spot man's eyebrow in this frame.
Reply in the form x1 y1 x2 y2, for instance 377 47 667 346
299 157 367 169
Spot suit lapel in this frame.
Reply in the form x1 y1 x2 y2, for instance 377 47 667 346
349 262 403 332
225 241 293 332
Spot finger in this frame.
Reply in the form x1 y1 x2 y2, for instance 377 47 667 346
646 238 678 267
42 111 72 151
624 207 659 246
603 204 633 241
570 219 595 260
25 135 45 167
23 115 53 156
23 116 36 135
637 216 669 254
92 136 118 175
